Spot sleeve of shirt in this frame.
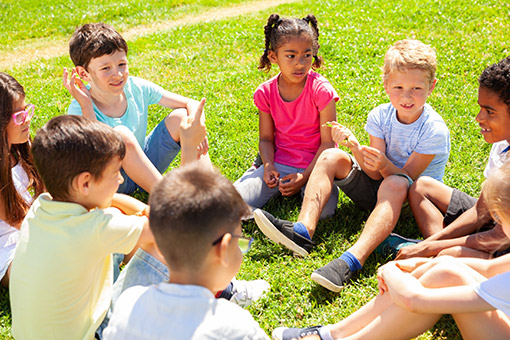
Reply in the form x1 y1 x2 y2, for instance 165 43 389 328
253 84 270 114
133 77 165 106
473 271 510 317
364 105 385 139
67 100 83 116
313 79 339 112
94 208 145 255
414 118 450 155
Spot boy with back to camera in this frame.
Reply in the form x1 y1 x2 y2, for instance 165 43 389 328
8 115 166 339
254 39 450 292
63 22 210 195
103 164 270 340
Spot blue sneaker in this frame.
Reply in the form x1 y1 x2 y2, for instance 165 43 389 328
376 233 420 259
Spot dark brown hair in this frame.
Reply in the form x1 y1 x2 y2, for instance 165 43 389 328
149 164 250 271
479 56 510 114
0 72 43 225
69 23 128 71
259 13 322 71
31 115 125 201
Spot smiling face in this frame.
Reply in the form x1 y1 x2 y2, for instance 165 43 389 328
79 50 129 98
269 35 314 87
476 86 510 144
384 68 436 124
6 96 31 149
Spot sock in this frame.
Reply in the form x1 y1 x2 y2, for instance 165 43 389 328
340 251 362 272
293 222 311 240
216 281 234 299
318 325 336 340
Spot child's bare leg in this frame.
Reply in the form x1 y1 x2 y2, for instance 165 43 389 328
164 108 212 169
348 175 409 265
114 126 162 193
331 259 491 340
437 246 491 259
297 149 352 237
409 177 453 237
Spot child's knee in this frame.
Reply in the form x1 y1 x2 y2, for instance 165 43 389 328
420 258 471 287
409 176 436 198
164 108 187 142
378 175 409 201
113 125 138 148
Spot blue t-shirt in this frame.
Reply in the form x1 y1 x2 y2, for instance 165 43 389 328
68 76 165 147
364 103 450 182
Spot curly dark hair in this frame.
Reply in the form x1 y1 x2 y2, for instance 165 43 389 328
479 56 510 114
258 13 322 71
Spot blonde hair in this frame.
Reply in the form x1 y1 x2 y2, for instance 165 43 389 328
483 162 510 225
383 39 437 86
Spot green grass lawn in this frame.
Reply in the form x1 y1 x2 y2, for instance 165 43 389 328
1 0 509 338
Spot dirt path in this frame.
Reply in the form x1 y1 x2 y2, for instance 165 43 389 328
0 0 297 70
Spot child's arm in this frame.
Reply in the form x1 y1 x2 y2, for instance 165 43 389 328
259 111 279 189
279 100 337 196
111 193 148 216
158 90 202 122
381 261 494 314
158 91 208 155
179 98 207 166
62 67 96 120
363 140 436 180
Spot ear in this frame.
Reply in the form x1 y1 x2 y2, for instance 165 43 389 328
428 78 437 95
75 66 90 81
383 80 389 95
268 50 278 64
217 233 232 267
72 171 93 196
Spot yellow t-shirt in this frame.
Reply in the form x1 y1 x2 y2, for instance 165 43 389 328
10 194 144 340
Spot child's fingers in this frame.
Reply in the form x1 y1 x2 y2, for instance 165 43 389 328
192 98 206 124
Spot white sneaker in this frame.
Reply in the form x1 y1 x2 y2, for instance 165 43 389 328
230 278 270 307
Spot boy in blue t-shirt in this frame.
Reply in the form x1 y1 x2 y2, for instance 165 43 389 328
63 23 210 195
253 39 450 291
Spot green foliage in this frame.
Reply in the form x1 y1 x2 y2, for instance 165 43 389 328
2 0 509 338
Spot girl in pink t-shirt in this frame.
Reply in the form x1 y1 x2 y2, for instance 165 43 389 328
234 13 339 215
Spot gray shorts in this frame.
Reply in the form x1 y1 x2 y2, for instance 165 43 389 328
333 156 383 211
444 189 477 226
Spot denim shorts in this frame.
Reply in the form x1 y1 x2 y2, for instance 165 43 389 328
117 119 181 195
96 249 168 339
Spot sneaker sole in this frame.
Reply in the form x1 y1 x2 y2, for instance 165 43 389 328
253 209 309 257
310 272 343 293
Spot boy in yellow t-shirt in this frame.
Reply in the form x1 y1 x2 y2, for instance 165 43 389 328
10 105 206 339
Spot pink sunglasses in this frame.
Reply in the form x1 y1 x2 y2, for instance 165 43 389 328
12 104 35 125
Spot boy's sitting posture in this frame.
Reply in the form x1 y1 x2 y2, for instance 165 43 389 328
397 56 510 260
103 164 270 340
64 23 209 194
9 115 157 339
254 39 450 292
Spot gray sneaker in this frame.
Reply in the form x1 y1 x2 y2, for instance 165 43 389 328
311 258 354 292
253 209 314 257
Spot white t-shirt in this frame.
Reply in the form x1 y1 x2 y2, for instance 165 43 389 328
483 140 510 178
0 163 32 280
473 271 510 316
365 103 450 181
104 283 270 340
